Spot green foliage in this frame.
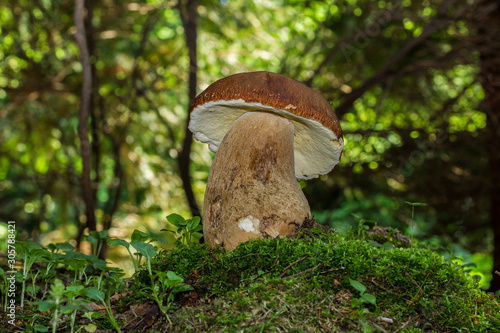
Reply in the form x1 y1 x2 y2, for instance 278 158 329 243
108 228 158 274
86 230 109 257
5 229 193 332
4 224 500 332
143 270 194 325
147 232 500 332
162 214 203 246
16 240 46 308
38 279 64 333
1 0 499 327
85 286 122 333
0 1 494 282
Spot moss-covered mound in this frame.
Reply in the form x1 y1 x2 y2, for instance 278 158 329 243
134 230 500 332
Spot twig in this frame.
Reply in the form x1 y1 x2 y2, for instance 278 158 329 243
393 317 412 333
476 293 500 302
317 267 346 276
284 263 324 280
370 322 389 333
279 256 308 278
405 272 424 294
370 278 388 291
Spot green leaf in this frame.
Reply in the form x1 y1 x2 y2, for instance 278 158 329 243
91 259 108 270
361 293 376 305
96 230 109 239
131 241 157 258
61 303 82 313
186 220 195 230
52 242 75 252
16 240 44 255
67 258 87 271
66 284 85 294
38 300 54 312
173 284 194 294
50 278 66 298
186 216 201 230
191 216 201 225
34 324 49 332
349 278 367 294
191 232 203 242
85 288 105 302
108 238 130 249
83 324 98 332
86 234 97 246
167 213 187 227
166 271 182 281
351 297 363 308
404 201 427 206
131 229 150 242
65 251 91 261
82 311 105 321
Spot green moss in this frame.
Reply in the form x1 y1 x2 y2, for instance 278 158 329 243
143 231 500 332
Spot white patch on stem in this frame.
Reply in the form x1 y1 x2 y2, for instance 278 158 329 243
238 216 260 234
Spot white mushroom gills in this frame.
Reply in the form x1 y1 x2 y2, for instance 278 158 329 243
189 100 343 180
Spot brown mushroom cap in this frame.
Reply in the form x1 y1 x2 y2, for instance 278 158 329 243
189 71 344 179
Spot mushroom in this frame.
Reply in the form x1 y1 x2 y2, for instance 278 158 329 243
189 71 343 250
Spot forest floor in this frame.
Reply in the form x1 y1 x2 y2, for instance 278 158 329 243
3 222 500 332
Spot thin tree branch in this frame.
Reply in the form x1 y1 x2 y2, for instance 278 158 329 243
304 3 401 87
74 0 96 232
130 3 178 146
86 0 100 207
177 0 200 217
335 0 469 118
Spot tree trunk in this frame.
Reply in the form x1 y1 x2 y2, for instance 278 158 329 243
178 0 200 217
74 0 96 232
476 0 500 291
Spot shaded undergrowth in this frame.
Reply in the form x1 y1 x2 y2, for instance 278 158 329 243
3 225 499 332
135 229 500 332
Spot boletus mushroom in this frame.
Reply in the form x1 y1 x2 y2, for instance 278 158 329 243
189 71 343 250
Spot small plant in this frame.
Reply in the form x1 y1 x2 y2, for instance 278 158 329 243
108 228 195 325
404 201 427 264
38 279 65 333
63 283 87 333
87 230 109 257
146 271 194 325
16 241 47 307
81 311 105 333
349 278 377 309
162 213 203 246
85 271 124 333
108 229 158 273
37 279 90 333
0 267 9 312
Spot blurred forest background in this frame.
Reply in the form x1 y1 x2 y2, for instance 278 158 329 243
1 0 499 290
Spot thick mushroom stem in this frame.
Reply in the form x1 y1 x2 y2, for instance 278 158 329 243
203 111 311 250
